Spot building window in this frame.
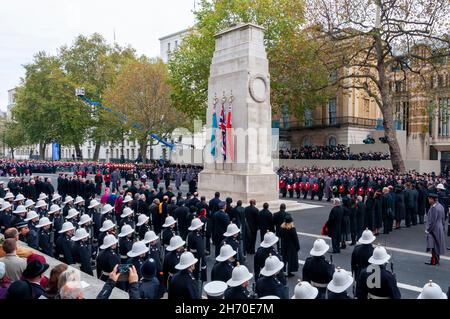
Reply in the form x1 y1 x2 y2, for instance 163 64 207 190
167 42 171 53
304 109 312 127
364 99 370 115
394 81 405 93
302 136 312 147
88 149 91 159
116 149 119 158
328 136 337 147
438 98 450 137
328 98 337 125
131 149 135 159
126 149 130 159
175 40 178 49
328 69 337 82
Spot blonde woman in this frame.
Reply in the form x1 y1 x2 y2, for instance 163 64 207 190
279 215 300 277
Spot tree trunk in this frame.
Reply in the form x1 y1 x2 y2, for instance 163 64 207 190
10 148 14 159
39 142 46 160
374 31 406 173
93 142 101 161
74 143 83 160
139 139 148 161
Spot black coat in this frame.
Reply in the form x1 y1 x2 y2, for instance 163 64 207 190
73 241 93 275
224 286 253 299
168 269 199 299
211 210 230 245
356 265 401 299
302 256 334 299
273 210 287 237
39 229 53 257
254 246 283 280
381 193 395 220
417 187 427 216
257 209 274 234
255 275 287 299
373 196 383 229
394 191 406 220
327 206 343 239
174 206 190 240
364 197 375 230
211 261 234 282
244 205 259 234
96 248 120 281
280 227 300 273
351 244 374 280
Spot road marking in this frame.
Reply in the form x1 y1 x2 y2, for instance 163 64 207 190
297 259 422 293
297 231 450 261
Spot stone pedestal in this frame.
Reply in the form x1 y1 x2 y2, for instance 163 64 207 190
198 23 278 202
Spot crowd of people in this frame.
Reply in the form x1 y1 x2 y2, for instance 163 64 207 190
0 160 448 299
279 145 390 160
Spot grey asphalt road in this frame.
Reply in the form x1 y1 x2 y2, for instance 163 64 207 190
3 173 449 299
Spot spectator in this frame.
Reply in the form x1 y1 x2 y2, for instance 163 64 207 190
0 227 33 258
0 238 27 281
0 261 11 299
22 259 49 299
45 264 68 299
279 215 300 277
26 253 49 288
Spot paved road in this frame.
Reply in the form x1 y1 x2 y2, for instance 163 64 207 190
4 174 449 299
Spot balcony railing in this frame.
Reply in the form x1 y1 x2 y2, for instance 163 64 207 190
281 116 379 130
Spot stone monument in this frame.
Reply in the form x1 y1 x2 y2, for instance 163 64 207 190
198 23 278 202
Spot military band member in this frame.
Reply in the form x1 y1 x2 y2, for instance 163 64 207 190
255 255 287 299
163 235 185 290
96 234 120 282
327 267 353 299
211 244 236 282
100 204 115 226
222 223 244 264
35 200 48 217
137 214 151 241
168 251 199 299
55 222 76 265
36 217 53 257
161 216 177 250
355 245 401 299
127 241 148 280
186 218 207 292
119 207 135 229
118 224 135 264
351 229 375 280
204 280 228 299
302 239 334 299
98 219 116 248
49 204 63 243
24 211 40 250
224 264 254 299
254 232 283 280
0 202 14 234
62 195 74 218
72 228 93 275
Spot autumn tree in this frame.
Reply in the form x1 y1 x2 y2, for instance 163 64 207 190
168 0 327 121
2 122 26 159
104 58 183 161
306 0 450 172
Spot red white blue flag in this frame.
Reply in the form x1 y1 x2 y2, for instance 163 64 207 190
219 98 227 160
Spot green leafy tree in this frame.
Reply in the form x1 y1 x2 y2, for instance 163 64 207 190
168 0 328 121
3 122 26 159
59 34 136 160
12 52 86 159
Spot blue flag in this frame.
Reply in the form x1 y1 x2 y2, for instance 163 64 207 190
211 103 218 158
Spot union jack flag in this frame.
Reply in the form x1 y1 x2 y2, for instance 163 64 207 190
219 98 227 160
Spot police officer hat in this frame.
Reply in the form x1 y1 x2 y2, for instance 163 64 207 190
141 258 157 279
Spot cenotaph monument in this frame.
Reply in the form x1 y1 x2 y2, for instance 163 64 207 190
198 23 278 202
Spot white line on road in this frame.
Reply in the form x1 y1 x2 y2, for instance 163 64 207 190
297 259 423 293
297 231 450 261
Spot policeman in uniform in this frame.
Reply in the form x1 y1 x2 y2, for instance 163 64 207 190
224 264 255 299
351 229 375 280
127 241 148 280
163 235 185 290
96 234 120 282
55 222 76 265
355 245 401 299
168 251 199 299
118 224 135 264
161 216 177 250
186 218 207 294
302 239 334 299
211 244 236 282
255 255 288 299
36 217 53 257
72 228 93 276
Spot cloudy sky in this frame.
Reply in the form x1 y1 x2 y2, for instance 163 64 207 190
0 0 196 110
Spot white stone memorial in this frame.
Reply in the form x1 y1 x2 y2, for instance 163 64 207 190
198 23 278 202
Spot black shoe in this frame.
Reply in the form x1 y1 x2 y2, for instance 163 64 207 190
424 261 437 266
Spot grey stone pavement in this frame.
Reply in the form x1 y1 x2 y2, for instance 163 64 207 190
5 173 450 299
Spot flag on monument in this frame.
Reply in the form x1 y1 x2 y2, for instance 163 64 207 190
226 97 234 162
211 100 217 158
219 99 227 160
